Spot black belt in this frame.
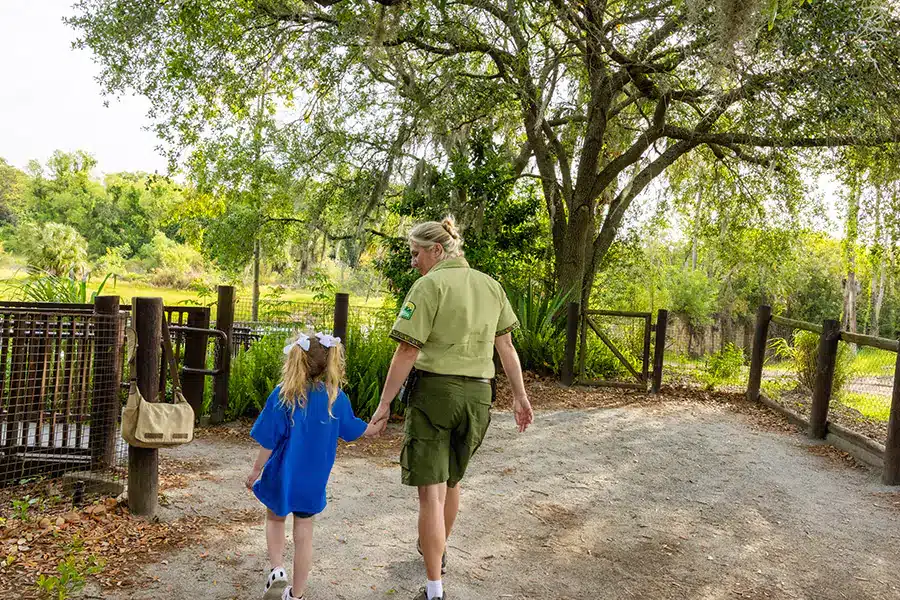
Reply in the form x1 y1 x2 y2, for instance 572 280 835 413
417 370 492 385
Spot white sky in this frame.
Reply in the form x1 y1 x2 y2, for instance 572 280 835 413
0 1 168 175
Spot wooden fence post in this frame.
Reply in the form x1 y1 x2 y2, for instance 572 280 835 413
651 309 669 394
211 286 234 425
129 297 162 517
90 296 121 469
882 345 900 485
809 319 841 440
333 293 349 342
746 305 772 402
183 308 211 418
561 302 579 387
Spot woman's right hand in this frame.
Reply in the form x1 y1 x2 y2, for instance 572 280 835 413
513 394 533 433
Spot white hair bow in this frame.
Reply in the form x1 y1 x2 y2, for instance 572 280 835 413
315 332 342 348
283 333 311 355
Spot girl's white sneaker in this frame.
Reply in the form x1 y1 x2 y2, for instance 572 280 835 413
282 586 304 600
263 567 288 600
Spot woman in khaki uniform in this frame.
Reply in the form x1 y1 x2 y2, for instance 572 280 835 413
369 217 533 600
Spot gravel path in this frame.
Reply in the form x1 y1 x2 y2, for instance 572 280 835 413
107 400 900 600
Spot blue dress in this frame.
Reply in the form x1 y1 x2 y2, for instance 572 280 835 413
250 384 367 517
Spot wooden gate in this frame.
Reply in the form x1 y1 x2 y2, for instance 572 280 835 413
578 310 653 389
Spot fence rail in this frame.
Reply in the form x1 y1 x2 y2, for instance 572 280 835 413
747 305 900 486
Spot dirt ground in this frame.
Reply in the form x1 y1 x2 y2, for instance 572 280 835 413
97 389 900 600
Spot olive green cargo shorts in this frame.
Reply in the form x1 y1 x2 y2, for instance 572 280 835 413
401 375 492 488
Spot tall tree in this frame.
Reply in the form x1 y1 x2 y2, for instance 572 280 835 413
70 0 900 305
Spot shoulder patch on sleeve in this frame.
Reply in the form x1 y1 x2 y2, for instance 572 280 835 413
399 301 416 320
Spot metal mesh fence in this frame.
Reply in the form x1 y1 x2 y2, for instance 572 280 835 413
231 296 395 352
0 310 127 515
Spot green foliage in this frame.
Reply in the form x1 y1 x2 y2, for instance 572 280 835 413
308 270 337 303
12 222 89 276
227 332 289 420
11 495 39 521
698 343 746 390
669 268 719 327
36 555 104 600
6 271 111 304
376 131 550 304
841 392 891 422
579 340 628 381
343 315 398 420
771 330 855 395
505 282 572 375
138 232 206 288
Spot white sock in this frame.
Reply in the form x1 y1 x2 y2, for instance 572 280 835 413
426 579 443 599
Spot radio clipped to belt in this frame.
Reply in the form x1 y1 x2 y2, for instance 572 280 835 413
399 368 419 407
121 315 195 448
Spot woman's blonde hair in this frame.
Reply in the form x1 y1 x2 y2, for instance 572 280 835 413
408 215 464 258
279 333 345 419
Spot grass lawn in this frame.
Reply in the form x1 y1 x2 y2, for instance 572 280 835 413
0 275 386 308
840 392 892 422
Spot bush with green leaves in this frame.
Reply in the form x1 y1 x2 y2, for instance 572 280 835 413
226 319 401 421
138 231 206 288
771 330 855 395
698 343 746 389
36 555 104 600
227 332 290 420
505 282 572 375
11 221 89 276
343 315 398 419
5 270 111 304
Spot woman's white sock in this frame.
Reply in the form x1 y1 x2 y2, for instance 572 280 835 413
426 579 443 599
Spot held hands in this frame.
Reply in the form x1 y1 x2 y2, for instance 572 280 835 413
366 401 391 437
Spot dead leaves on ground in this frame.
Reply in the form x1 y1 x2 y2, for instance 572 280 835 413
0 497 214 599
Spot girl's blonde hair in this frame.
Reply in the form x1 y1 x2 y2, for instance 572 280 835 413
279 333 345 419
408 215 464 258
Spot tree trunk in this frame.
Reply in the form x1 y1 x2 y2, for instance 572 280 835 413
252 238 261 322
871 261 886 337
843 178 860 334
869 185 886 337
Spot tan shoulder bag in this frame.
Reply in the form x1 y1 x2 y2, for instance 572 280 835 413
121 316 195 448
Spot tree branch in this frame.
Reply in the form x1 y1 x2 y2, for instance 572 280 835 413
663 126 900 148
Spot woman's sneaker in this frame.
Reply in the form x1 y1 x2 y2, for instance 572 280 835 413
263 567 288 600
414 589 446 600
416 539 447 574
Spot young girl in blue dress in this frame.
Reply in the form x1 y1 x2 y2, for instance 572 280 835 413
246 331 376 600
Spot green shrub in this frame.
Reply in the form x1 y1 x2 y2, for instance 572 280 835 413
770 330 855 395
579 339 627 380
698 343 745 389
227 332 289 420
226 318 401 421
6 270 111 303
138 232 205 288
505 281 573 375
343 316 398 419
11 222 89 276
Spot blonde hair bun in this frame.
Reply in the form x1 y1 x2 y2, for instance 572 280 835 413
409 216 464 258
441 215 461 240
